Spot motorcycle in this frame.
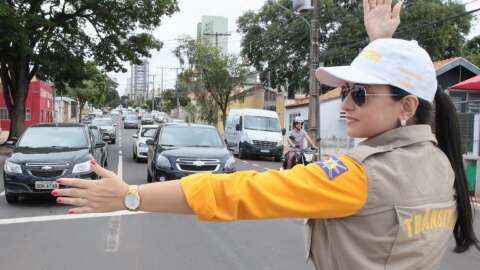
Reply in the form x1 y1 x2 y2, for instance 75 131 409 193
282 146 318 170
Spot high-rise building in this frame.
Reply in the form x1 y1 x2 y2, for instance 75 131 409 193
130 60 149 103
197 16 229 54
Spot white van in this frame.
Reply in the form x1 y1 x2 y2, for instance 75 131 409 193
224 109 283 161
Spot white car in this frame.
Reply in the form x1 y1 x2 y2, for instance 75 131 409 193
132 125 158 162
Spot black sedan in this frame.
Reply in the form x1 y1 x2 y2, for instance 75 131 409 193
146 123 236 182
2 123 104 203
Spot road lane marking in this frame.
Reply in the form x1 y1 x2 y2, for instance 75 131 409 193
251 163 259 168
104 143 124 253
0 210 148 225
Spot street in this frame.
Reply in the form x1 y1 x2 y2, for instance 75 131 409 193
0 119 478 270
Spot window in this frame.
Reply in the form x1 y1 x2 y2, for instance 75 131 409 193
339 111 347 120
0 108 8 120
26 109 31 121
264 90 277 111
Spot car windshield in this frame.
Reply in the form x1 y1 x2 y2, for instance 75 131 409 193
18 127 88 148
160 126 223 147
244 115 281 132
125 115 137 120
91 119 113 126
141 127 157 138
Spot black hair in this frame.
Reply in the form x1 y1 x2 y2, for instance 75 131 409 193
390 85 480 253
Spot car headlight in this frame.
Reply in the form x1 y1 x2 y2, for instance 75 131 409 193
224 156 236 170
4 160 22 174
139 142 147 148
156 155 171 168
72 160 92 174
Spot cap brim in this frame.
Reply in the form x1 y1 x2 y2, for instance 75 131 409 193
315 66 388 87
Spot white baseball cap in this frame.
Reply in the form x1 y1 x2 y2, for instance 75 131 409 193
315 39 437 102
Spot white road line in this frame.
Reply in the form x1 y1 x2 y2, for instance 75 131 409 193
252 163 260 168
104 145 124 253
0 211 147 225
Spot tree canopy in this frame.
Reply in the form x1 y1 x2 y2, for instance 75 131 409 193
0 0 178 137
237 0 473 98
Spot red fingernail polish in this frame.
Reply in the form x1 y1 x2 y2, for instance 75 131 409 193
56 179 64 184
91 159 97 166
51 190 58 196
57 198 63 204
68 210 75 214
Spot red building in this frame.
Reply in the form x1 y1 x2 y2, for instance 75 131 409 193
0 79 54 130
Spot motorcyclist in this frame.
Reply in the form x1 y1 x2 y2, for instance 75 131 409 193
285 116 318 169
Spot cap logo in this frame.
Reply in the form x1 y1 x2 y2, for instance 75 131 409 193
399 67 423 81
361 50 383 63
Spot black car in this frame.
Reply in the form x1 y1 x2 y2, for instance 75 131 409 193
89 126 108 167
2 123 105 203
146 123 236 182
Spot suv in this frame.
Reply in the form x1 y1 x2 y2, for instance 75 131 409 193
2 123 105 203
146 123 236 182
91 118 117 144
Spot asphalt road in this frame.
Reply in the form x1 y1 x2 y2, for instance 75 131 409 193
0 119 478 270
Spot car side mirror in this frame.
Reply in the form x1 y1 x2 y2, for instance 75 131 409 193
132 134 138 139
235 124 241 131
146 139 154 145
5 139 17 146
95 141 106 148
281 128 286 135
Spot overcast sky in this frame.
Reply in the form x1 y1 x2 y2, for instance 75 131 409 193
110 0 480 96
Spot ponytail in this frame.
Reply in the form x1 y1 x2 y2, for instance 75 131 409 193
433 90 480 253
391 86 480 252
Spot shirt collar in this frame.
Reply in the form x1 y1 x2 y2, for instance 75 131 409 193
359 125 437 149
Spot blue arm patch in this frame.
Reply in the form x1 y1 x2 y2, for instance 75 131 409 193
315 156 348 180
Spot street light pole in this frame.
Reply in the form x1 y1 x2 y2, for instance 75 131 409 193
308 0 321 157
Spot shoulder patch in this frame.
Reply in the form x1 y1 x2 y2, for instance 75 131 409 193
315 156 348 180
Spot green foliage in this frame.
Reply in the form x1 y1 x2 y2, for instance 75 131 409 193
174 38 247 127
464 35 480 67
159 90 190 113
238 0 473 98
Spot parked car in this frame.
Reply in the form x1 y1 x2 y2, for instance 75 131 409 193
224 108 283 161
123 114 139 129
141 113 155 125
132 125 158 162
146 123 236 182
2 123 104 203
154 112 170 123
91 118 117 144
88 125 108 167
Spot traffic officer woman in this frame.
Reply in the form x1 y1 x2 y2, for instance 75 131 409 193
52 1 479 269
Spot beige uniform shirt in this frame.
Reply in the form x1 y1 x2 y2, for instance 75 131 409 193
305 125 457 270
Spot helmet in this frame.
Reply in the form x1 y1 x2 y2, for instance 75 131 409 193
294 116 304 124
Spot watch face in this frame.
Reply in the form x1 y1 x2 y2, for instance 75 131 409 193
125 193 140 210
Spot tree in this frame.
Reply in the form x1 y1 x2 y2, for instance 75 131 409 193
159 89 190 113
463 35 480 67
238 0 473 98
0 0 178 139
174 38 247 128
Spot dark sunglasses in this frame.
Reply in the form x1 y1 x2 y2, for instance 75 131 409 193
341 84 400 107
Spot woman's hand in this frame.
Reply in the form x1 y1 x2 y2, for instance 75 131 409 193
52 160 129 214
364 0 403 41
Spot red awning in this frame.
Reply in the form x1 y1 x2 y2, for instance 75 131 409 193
450 75 480 91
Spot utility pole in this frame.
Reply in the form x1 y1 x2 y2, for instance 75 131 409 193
149 74 156 111
203 32 231 50
157 67 183 117
307 0 321 157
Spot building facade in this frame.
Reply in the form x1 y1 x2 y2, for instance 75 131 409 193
197 15 229 54
0 79 54 131
130 60 149 103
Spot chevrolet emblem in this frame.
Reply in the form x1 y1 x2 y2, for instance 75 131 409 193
192 160 205 167
41 165 53 170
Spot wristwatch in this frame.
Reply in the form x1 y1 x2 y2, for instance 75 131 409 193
124 185 141 211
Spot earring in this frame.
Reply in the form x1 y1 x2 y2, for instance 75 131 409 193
400 119 407 127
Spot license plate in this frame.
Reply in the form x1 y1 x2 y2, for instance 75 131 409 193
260 149 270 153
35 181 60 190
